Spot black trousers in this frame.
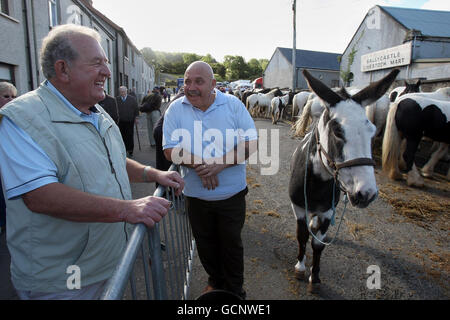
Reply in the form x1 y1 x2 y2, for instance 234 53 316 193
185 188 247 296
118 121 135 154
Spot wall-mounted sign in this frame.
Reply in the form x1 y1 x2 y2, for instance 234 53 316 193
361 43 412 72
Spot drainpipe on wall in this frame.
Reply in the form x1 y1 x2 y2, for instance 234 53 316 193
31 0 40 86
22 0 34 91
406 31 417 80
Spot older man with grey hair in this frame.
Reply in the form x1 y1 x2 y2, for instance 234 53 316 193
0 24 184 300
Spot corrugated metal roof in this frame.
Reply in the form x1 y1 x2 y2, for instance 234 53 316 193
277 47 341 71
380 6 450 37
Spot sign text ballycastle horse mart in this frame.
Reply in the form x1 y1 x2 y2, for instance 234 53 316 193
361 43 412 72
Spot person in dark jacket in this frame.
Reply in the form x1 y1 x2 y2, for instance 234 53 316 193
116 86 139 157
140 87 162 147
98 91 119 124
152 90 185 189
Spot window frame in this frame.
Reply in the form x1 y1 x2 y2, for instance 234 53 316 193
0 0 9 15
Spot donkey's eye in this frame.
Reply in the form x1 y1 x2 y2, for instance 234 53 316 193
329 120 345 140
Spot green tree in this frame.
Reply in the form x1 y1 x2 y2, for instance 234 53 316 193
223 55 248 81
211 63 226 79
259 59 269 72
201 54 217 64
247 58 263 80
183 53 202 66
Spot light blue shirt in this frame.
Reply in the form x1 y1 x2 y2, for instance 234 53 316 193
0 81 100 199
163 89 257 201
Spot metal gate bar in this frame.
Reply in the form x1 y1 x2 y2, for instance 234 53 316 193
101 165 195 300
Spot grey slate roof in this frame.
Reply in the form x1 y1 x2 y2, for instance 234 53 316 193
277 47 341 71
380 6 450 38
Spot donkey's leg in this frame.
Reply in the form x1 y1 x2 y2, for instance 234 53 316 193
291 204 309 280
308 211 332 294
295 218 309 280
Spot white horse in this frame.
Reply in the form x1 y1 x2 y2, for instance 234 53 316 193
247 88 283 118
294 87 359 137
291 92 311 121
365 94 390 137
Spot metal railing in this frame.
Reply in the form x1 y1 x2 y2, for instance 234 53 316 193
101 165 195 300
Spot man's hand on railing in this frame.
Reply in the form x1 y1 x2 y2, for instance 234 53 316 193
119 196 171 228
155 171 184 196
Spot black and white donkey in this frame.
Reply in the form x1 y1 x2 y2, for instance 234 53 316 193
288 69 400 293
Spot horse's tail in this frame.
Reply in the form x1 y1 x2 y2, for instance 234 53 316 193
292 97 298 121
294 99 313 137
382 101 402 179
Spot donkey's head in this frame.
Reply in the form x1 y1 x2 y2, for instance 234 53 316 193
303 69 399 208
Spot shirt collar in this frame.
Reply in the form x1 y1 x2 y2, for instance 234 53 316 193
45 80 98 116
181 89 227 112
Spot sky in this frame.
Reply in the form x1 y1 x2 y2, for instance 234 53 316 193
92 0 450 63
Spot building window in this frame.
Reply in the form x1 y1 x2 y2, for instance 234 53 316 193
106 39 111 62
1 0 9 15
123 42 128 58
0 63 15 85
48 0 58 28
124 75 129 88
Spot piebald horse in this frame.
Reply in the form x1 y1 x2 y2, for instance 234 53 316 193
270 92 294 124
382 88 450 186
367 80 422 138
289 69 399 294
389 79 422 102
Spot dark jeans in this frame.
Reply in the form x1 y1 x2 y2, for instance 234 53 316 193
185 188 248 296
118 121 135 154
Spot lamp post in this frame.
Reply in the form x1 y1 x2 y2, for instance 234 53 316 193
292 0 297 91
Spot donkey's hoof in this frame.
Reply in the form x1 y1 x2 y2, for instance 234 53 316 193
307 282 321 294
294 270 306 280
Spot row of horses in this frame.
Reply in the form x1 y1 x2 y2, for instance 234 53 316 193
235 87 293 124
291 79 449 187
240 71 448 294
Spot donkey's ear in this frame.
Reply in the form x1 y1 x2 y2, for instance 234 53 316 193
352 69 400 107
303 70 341 107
